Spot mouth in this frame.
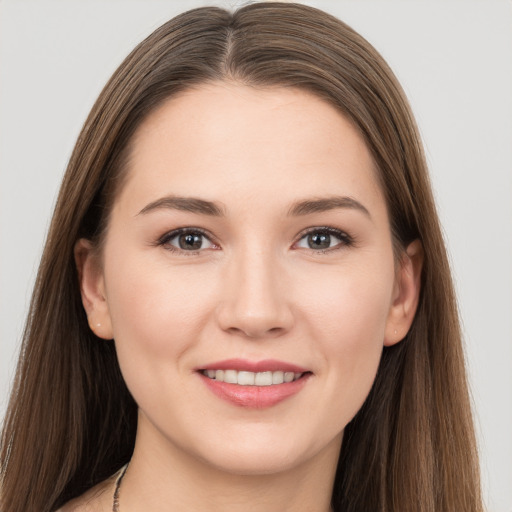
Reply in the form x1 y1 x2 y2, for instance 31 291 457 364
196 359 312 408
201 369 306 386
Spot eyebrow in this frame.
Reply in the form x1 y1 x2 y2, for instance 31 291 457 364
137 194 370 219
138 196 225 216
287 196 371 218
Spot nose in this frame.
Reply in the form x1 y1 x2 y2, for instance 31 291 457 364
215 248 294 339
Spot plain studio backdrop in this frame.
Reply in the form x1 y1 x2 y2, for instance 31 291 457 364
0 1 511 510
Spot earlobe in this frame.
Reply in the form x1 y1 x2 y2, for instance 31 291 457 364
384 239 423 347
74 239 114 340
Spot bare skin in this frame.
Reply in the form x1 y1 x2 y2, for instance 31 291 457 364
57 472 117 511
68 82 422 511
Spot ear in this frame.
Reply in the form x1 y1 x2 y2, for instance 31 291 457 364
74 239 113 340
384 240 423 347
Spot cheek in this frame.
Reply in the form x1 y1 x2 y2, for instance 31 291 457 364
102 250 218 383
296 260 394 422
299 258 394 345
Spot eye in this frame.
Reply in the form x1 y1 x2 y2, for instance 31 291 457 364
295 228 352 251
159 228 216 252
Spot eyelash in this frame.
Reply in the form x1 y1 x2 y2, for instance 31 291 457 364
157 227 218 255
294 226 354 253
156 226 354 255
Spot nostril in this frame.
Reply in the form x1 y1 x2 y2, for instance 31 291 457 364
214 289 294 338
267 326 286 336
225 325 285 339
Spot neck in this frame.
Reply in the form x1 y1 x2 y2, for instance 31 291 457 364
119 412 340 512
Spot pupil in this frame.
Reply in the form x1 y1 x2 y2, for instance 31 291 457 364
179 233 202 250
308 233 330 249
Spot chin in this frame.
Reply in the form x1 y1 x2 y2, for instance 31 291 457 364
189 428 340 477
203 449 306 477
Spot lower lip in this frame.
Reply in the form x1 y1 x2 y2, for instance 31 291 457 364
199 373 311 408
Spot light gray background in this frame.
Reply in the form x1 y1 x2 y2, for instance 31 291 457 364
1 1 511 510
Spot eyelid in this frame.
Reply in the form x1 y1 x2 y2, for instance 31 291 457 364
293 226 354 251
157 227 219 253
155 225 353 254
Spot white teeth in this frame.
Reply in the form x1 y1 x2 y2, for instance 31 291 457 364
272 371 284 384
203 369 304 386
237 371 255 386
255 371 272 386
224 369 238 384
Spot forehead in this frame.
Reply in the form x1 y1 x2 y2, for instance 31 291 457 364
118 82 385 217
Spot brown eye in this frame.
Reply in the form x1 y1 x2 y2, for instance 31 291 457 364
178 233 204 250
160 229 216 252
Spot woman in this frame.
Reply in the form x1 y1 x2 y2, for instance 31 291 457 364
0 3 483 511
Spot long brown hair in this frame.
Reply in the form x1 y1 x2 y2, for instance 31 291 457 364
1 3 482 511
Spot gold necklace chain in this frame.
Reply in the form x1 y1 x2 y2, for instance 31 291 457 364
112 463 129 512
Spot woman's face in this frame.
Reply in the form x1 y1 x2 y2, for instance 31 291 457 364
80 82 419 476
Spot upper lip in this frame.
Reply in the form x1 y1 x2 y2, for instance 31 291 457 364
197 358 310 374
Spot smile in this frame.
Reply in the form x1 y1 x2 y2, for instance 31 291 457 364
201 369 304 386
197 359 311 408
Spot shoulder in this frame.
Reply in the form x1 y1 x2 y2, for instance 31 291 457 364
56 474 115 512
